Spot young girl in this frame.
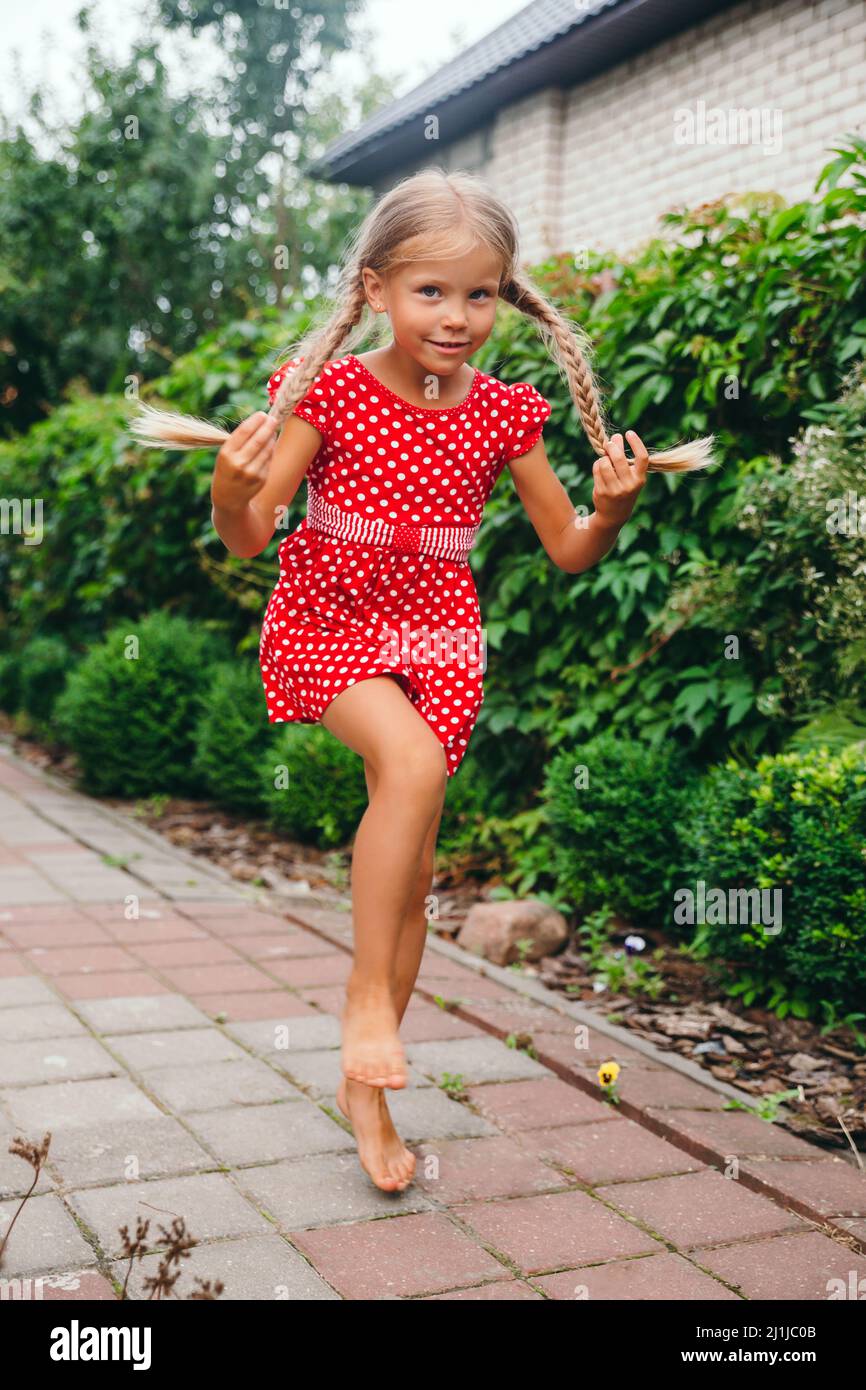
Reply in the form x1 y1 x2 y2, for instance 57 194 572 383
131 167 714 1194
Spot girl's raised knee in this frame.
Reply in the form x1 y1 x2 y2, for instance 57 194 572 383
380 740 447 795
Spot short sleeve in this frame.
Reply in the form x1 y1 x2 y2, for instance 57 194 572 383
504 381 552 461
266 356 333 439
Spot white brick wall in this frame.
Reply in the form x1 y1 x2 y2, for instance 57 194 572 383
442 0 866 263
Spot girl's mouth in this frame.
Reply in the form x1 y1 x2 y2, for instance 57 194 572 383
428 340 470 354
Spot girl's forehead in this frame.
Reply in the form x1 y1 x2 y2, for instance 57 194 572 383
397 256 503 284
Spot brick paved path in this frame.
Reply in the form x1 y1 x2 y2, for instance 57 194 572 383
1 742 864 1301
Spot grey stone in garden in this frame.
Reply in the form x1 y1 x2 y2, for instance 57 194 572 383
187 1100 356 1166
67 1172 272 1258
237 1152 433 1230
102 1027 249 1072
225 1014 342 1056
140 1057 299 1113
113 1233 341 1301
0 1192 97 1277
406 1036 549 1085
46 1114 217 1189
74 994 214 1034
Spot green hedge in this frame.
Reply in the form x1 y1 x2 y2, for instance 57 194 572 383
193 660 276 816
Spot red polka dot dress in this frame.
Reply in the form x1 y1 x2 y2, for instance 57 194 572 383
259 354 552 777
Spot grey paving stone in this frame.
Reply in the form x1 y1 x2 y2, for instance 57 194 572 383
0 1131 58 1200
187 1100 355 1166
406 1036 548 1085
0 1192 97 1276
0 1004 89 1043
238 1152 433 1230
0 875 68 905
113 1232 341 1301
141 1058 298 1114
2 1076 164 1133
73 995 214 1034
382 1087 499 1143
47 1115 217 1189
2 1036 121 1087
102 1027 248 1072
275 1048 433 1101
0 976 58 1009
66 1172 272 1257
225 1014 342 1055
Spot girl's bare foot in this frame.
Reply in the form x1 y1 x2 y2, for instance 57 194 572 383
335 1076 416 1192
341 983 407 1088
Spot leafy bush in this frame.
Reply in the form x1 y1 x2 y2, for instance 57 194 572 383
263 723 369 848
677 744 866 1018
0 651 20 713
193 660 276 815
55 612 227 796
540 732 697 922
17 637 75 728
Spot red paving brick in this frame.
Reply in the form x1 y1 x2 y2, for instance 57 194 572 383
266 954 353 987
194 990 321 1021
24 944 138 975
524 1118 706 1185
647 1107 823 1159
456 1188 660 1275
127 939 243 968
739 1157 866 1216
466 1077 614 1131
290 1213 509 1298
423 1279 543 1300
0 954 35 977
1 919 115 947
414 1135 568 1203
532 1251 741 1300
52 970 172 999
531 1028 661 1070
155 962 280 994
399 1000 483 1042
595 1168 807 1248
697 1230 866 1300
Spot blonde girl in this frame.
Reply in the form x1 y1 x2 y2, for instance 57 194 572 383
131 166 714 1193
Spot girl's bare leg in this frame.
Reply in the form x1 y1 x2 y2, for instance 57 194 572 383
320 674 447 1091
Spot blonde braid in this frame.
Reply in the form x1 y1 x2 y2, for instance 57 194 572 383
267 270 369 425
501 270 716 474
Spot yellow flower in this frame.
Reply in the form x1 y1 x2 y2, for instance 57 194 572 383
598 1061 620 1086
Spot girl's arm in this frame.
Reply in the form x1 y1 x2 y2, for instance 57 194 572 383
506 430 649 574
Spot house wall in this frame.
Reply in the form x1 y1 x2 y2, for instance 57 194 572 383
380 0 866 264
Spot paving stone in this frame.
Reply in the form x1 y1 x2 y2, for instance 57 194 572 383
67 1172 273 1256
524 1117 706 1184
375 1087 498 1143
222 932 336 961
698 1229 866 1300
739 1157 866 1216
0 1003 89 1043
104 917 211 945
0 1192 97 1276
1 919 115 948
23 944 139 976
615 1068 730 1110
398 1000 483 1043
18 1270 118 1300
2 1036 121 1086
422 1279 544 1300
266 953 353 987
46 1114 216 1188
224 1014 342 1055
52 972 172 1001
154 962 280 994
102 1027 248 1072
531 1028 661 1070
413 1134 568 1203
238 1151 433 1229
0 1135 58 1201
532 1250 741 1300
0 954 33 979
297 986 346 1014
274 1048 433 1101
459 998 579 1036
112 1233 341 1301
141 1058 297 1113
126 939 243 968
73 994 214 1034
834 1216 866 1243
648 1107 824 1159
194 991 320 1023
291 1211 509 1298
596 1168 807 1248
2 1076 164 1133
458 1188 661 1275
186 1100 355 1166
466 1077 614 1131
0 973 58 1006
406 1036 548 1085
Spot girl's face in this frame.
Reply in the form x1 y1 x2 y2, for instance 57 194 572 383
366 246 502 372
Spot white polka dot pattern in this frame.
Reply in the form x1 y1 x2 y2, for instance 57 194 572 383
259 354 552 776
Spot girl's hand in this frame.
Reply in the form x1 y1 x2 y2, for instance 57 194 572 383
212 411 279 513
592 430 650 528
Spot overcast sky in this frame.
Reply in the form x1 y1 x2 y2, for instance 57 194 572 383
2 0 531 136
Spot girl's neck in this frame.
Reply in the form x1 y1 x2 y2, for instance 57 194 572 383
354 347 475 410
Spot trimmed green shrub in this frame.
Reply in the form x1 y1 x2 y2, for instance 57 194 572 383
677 744 866 1018
263 723 368 848
55 612 227 796
193 660 276 815
541 732 697 922
0 652 20 713
17 637 75 727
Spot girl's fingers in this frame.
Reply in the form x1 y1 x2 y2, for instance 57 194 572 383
625 430 650 479
604 434 633 486
235 415 279 465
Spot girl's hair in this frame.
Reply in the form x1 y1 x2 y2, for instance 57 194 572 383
129 166 715 473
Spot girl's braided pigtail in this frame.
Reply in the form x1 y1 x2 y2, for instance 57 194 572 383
501 272 716 474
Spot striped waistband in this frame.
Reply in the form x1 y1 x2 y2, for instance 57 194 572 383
305 489 479 563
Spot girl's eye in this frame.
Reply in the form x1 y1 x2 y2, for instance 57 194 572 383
418 286 490 300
